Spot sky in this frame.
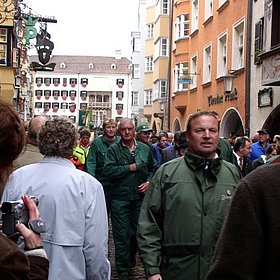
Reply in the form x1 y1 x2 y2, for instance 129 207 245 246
24 0 139 58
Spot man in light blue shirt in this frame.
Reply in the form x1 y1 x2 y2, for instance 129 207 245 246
2 117 111 280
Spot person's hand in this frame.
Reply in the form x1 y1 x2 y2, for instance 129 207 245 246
148 274 162 280
16 195 43 250
129 163 137 171
138 181 150 193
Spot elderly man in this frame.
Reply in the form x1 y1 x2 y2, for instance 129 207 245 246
13 115 47 170
2 117 111 280
137 111 241 280
104 118 157 279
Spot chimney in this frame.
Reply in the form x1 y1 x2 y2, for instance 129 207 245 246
115 50 122 59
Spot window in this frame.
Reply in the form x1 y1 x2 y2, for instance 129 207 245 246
44 90 51 97
70 78 77 86
271 0 280 48
53 90 60 97
254 18 264 64
190 54 198 89
35 102 42 108
155 80 167 99
132 37 140 52
89 63 94 69
232 19 245 70
80 91 87 99
70 91 76 99
52 102 59 109
147 24 154 39
205 0 213 21
0 28 8 65
61 102 68 109
156 0 169 15
159 38 168 56
81 78 88 85
133 64 140 79
203 43 212 84
217 32 227 78
116 91 124 100
174 62 189 91
43 102 51 111
44 78 51 85
53 78 60 85
116 104 123 110
63 77 67 86
144 90 152 105
80 103 87 110
111 63 117 70
145 56 153 72
35 90 43 97
175 14 189 41
192 0 199 33
35 77 43 85
132 91 139 106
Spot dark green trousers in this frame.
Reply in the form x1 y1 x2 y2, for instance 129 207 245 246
111 199 143 276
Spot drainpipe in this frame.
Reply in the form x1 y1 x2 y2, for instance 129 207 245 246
166 0 174 131
245 0 253 137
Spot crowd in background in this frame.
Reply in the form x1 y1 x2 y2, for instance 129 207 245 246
1 100 280 280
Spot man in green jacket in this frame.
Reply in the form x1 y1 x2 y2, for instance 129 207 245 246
137 111 241 280
104 118 158 279
86 118 120 213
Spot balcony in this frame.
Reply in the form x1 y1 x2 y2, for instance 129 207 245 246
88 102 111 109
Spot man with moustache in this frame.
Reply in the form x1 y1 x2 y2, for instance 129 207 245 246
104 118 157 279
86 118 120 213
137 111 241 280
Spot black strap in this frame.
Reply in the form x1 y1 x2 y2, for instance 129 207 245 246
162 244 200 256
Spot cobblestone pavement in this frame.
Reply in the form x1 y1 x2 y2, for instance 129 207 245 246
108 217 146 280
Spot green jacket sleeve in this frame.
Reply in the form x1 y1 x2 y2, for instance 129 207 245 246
137 173 163 277
86 142 97 177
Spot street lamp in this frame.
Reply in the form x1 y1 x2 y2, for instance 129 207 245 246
223 73 236 93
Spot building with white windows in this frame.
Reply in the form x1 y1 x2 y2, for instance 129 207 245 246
29 54 132 128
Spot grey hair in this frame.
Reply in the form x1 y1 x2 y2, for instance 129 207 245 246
38 117 77 158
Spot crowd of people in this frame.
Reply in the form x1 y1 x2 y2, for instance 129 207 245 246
1 99 280 280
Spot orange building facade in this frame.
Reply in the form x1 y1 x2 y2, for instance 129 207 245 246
169 0 248 138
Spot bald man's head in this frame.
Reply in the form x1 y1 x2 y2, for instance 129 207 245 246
28 116 48 145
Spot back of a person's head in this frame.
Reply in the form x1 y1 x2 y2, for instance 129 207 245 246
28 115 48 144
38 117 77 158
0 101 26 168
0 101 26 191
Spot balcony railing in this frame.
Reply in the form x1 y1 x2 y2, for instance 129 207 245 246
88 102 111 108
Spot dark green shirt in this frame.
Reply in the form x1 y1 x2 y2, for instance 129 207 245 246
104 140 158 200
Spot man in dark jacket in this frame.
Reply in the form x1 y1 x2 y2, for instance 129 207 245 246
137 111 241 280
232 136 253 176
104 118 157 279
206 163 280 280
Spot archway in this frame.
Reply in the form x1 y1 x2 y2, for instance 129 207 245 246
263 104 280 139
220 108 245 138
173 118 181 133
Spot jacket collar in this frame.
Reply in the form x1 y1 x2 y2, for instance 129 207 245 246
184 149 222 175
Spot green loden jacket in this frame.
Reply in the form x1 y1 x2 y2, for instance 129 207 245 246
137 149 241 280
104 140 158 200
86 135 121 187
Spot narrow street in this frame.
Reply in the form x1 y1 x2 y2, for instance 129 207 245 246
108 217 146 280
